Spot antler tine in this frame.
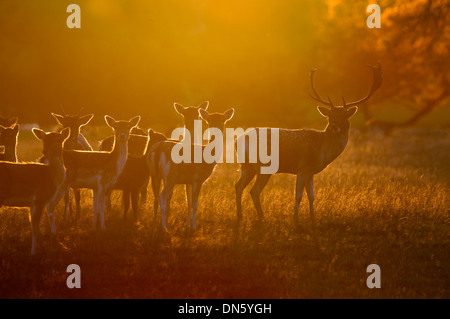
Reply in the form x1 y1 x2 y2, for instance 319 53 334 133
344 63 382 108
309 68 334 107
342 96 346 108
327 96 335 108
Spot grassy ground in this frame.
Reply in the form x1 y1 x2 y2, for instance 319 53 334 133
0 127 449 298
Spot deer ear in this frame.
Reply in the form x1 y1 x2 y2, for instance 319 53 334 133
224 108 235 122
79 114 94 126
32 128 46 141
198 108 209 121
60 127 71 141
345 106 358 118
317 106 331 118
12 124 19 133
10 117 18 126
174 103 186 115
148 128 154 138
198 101 209 111
104 115 117 128
52 113 65 126
129 116 141 128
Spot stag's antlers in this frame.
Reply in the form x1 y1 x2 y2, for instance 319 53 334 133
310 62 382 108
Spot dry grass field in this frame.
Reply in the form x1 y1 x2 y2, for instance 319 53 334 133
0 127 449 298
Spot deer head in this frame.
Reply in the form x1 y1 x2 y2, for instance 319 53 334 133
0 124 19 147
105 115 141 144
198 108 234 131
310 63 382 134
174 101 209 126
33 127 70 158
52 107 93 136
148 129 167 145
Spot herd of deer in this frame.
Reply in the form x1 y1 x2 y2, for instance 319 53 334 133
0 64 382 254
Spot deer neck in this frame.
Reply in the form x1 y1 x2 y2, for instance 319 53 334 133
321 124 350 162
64 128 80 150
110 136 129 173
202 127 225 172
47 151 66 187
185 121 202 144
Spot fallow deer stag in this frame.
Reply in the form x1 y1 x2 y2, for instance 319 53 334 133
45 110 94 222
235 63 382 224
150 108 234 230
54 116 141 230
0 123 19 162
0 127 70 254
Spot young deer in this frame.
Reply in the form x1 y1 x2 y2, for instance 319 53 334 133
0 123 19 162
150 108 234 230
0 127 70 254
235 63 382 224
99 127 163 213
48 112 94 221
150 101 209 215
56 116 140 230
113 129 167 221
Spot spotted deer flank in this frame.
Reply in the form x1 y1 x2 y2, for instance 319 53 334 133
235 63 382 224
150 108 234 230
0 127 70 254
54 116 141 230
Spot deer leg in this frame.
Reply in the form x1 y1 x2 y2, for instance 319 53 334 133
140 177 149 206
106 192 112 213
99 189 110 231
294 174 306 222
235 165 256 219
74 188 81 221
123 189 130 219
58 182 69 201
151 175 162 217
304 175 315 224
92 189 99 230
191 182 202 230
64 189 71 222
30 203 44 255
250 174 271 220
130 189 139 222
159 181 175 230
46 201 57 235
185 184 193 227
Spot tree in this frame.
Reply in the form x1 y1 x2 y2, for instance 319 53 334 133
310 0 450 132
368 0 450 131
